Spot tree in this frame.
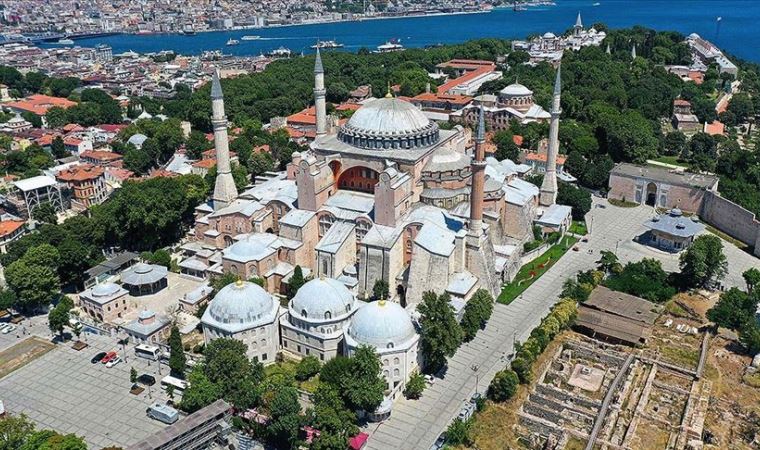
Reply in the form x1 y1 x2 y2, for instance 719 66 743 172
6 259 60 311
342 346 386 413
295 355 321 381
460 289 494 342
166 384 175 402
50 136 69 159
287 265 306 299
372 279 389 300
0 414 36 450
679 235 727 289
596 250 621 274
37 433 87 450
248 151 275 182
268 384 302 449
185 130 212 160
210 272 239 296
663 131 687 156
743 268 760 294
706 287 757 330
739 321 760 355
683 132 717 172
445 418 472 447
47 302 70 340
130 366 138 384
557 182 591 220
418 291 463 373
309 384 358 442
403 372 426 399
511 356 532 384
146 249 172 268
32 203 58 226
123 146 153 174
180 370 221 413
168 326 186 378
487 368 519 402
605 258 676 303
493 130 520 161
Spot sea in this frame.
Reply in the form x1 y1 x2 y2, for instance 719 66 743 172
45 0 760 63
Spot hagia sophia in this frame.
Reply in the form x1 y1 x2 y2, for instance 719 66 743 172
184 52 571 419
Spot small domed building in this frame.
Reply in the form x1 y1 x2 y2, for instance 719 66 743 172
344 300 421 420
201 280 280 364
280 276 357 361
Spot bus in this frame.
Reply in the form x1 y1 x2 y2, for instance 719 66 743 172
135 344 161 361
161 375 189 392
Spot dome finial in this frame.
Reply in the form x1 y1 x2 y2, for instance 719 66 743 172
235 279 243 287
385 82 393 98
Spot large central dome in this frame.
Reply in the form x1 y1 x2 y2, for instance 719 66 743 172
338 97 440 150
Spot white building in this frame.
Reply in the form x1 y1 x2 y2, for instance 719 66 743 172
344 300 421 421
201 280 281 364
280 276 358 361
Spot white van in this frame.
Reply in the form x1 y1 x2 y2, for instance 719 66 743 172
146 403 179 424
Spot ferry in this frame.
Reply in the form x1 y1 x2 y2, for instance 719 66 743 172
56 38 75 45
241 35 261 41
267 47 292 58
311 40 344 50
226 39 240 46
375 39 404 53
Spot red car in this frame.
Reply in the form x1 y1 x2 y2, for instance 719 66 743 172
100 351 118 364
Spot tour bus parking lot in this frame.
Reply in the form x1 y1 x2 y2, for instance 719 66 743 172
0 332 172 449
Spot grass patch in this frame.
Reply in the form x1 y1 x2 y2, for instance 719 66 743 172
569 221 588 235
664 300 689 318
650 155 689 167
660 346 700 369
565 436 588 450
609 198 639 208
264 360 320 393
742 372 760 388
704 223 749 250
0 337 55 379
497 235 579 305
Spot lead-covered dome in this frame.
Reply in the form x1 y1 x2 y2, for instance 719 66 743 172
347 300 416 349
500 83 533 97
202 280 278 332
338 97 440 150
290 277 355 321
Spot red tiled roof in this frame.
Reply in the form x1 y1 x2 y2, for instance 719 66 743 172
513 135 524 147
202 149 237 159
96 124 128 133
7 94 76 116
80 150 123 162
437 65 496 95
105 167 133 181
704 120 725 136
412 92 472 106
63 137 83 146
673 99 691 107
253 144 270 154
55 164 104 182
525 152 567 165
63 123 84 132
287 106 317 126
192 159 216 169
0 220 24 239
436 59 496 70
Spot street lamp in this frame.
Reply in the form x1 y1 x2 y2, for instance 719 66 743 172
471 364 479 395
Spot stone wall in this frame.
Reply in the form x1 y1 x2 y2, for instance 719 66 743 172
700 191 760 256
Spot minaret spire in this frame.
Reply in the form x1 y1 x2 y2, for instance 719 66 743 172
631 43 637 59
210 69 238 210
314 48 327 136
606 43 611 54
574 12 583 37
539 65 561 207
469 105 487 235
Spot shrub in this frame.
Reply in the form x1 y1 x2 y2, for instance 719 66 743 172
445 418 472 446
487 369 519 402
524 240 542 252
511 357 533 384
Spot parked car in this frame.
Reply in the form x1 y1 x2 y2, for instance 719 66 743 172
429 433 446 450
137 374 156 386
100 351 117 364
105 356 122 368
424 374 435 385
469 392 483 404
146 403 179 424
457 402 476 421
91 352 107 364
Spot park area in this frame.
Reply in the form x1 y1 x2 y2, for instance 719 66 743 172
497 235 578 305
0 337 55 379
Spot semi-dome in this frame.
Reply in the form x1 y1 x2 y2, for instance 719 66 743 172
500 83 533 97
338 97 440 150
290 277 355 321
347 300 416 349
226 237 275 262
202 280 277 331
543 32 557 39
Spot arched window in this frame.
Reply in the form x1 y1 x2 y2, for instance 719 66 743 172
301 309 308 318
387 342 394 349
393 368 400 377
324 311 332 320
393 357 399 365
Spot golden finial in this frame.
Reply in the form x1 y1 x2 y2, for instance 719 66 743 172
385 82 393 98
235 279 244 287
378 299 386 307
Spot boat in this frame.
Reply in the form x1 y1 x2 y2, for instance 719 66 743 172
593 2 601 6
226 39 239 46
56 38 74 45
375 39 404 53
267 46 292 58
311 40 344 50
181 25 196 36
241 35 261 41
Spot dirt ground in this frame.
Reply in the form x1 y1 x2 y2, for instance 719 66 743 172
0 337 55 379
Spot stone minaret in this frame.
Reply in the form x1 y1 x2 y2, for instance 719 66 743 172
574 12 583 37
314 48 327 136
631 44 637 59
469 105 487 235
606 43 611 54
540 65 562 207
211 69 238 210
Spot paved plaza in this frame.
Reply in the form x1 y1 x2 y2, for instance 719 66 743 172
365 198 759 450
0 332 172 449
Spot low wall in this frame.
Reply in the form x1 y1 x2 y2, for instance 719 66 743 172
700 191 760 256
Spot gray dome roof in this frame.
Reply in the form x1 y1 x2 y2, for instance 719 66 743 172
127 133 148 146
290 277 355 321
500 83 533 96
227 238 274 262
91 282 121 297
338 97 440 150
202 280 278 332
347 300 416 348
